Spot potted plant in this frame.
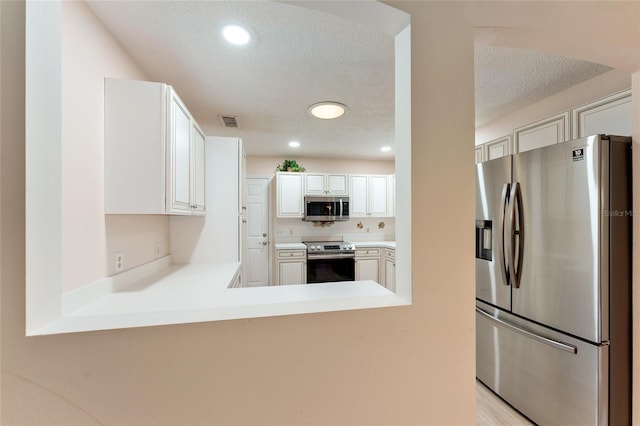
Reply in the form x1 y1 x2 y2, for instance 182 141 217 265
276 159 305 172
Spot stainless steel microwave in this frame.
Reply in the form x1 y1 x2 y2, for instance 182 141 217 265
304 196 349 222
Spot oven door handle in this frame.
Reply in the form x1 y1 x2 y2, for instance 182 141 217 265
307 253 355 260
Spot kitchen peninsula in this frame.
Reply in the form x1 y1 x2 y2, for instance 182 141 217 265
34 255 400 335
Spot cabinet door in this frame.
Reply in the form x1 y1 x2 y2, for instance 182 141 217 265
514 112 570 153
305 173 326 195
475 146 485 164
191 124 206 214
356 257 380 282
369 175 389 217
387 174 395 218
169 92 192 213
485 136 512 160
349 175 368 217
326 174 348 195
571 89 632 139
278 261 306 285
385 258 396 292
238 140 246 214
277 173 304 217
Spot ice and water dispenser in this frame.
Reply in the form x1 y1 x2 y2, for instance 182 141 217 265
475 220 492 261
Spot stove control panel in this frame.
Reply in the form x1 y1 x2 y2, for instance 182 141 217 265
305 242 355 252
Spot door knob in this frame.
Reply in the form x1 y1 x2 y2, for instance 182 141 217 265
263 233 267 237
262 241 268 246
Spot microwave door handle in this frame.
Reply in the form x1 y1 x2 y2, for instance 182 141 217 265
340 199 343 219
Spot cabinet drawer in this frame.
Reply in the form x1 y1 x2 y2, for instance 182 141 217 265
384 249 395 259
355 248 380 257
278 250 306 259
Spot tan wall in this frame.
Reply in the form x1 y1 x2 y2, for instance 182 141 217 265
2 1 639 425
3 1 476 424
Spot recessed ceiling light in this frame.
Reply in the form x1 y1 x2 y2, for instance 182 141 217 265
222 25 251 46
289 141 300 148
308 102 348 120
380 146 392 152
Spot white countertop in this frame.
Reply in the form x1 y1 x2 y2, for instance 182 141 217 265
275 243 307 250
353 241 396 249
35 260 406 335
276 241 396 250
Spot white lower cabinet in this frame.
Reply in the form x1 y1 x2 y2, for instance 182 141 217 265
355 247 381 283
383 248 396 292
276 249 306 285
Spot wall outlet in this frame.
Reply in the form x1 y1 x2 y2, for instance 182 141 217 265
154 243 161 258
114 252 124 273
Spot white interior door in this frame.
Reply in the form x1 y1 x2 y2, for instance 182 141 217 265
245 177 270 286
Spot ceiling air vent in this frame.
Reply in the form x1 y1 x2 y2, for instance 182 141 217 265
219 115 238 128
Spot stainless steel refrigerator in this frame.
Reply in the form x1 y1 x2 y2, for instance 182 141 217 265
475 134 631 425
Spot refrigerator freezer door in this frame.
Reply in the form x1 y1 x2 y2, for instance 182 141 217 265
511 135 606 343
476 302 610 425
475 156 511 310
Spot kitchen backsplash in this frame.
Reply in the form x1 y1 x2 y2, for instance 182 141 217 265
274 217 395 243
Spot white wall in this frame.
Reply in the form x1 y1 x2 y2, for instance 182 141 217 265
60 1 169 291
246 155 395 175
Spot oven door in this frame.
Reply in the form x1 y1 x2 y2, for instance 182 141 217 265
307 253 355 283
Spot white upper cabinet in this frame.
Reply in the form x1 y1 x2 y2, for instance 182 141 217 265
369 175 389 217
192 125 206 214
349 174 391 217
105 78 205 215
304 173 348 196
514 111 570 153
571 89 632 139
276 172 304 217
475 146 485 164
387 174 396 218
485 136 512 161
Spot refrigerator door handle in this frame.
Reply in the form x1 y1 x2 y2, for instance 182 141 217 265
476 307 577 354
509 182 525 288
499 183 511 286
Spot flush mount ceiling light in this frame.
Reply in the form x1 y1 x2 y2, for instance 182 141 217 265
222 24 252 46
289 141 300 148
380 146 392 152
308 102 348 120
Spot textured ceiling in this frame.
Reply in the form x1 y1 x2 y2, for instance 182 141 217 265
474 46 612 127
86 1 613 159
